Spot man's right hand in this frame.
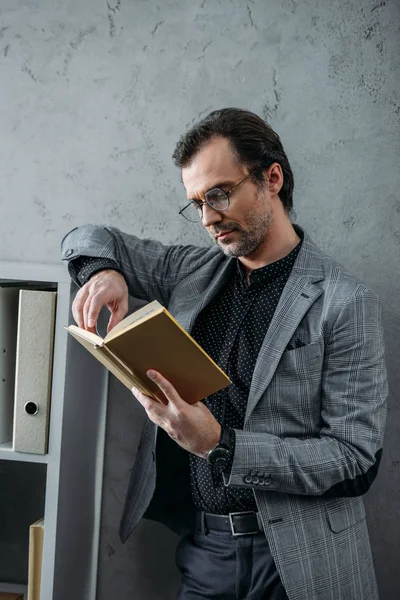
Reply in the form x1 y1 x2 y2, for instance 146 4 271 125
72 269 129 334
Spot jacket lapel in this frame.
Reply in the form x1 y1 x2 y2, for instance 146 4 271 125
176 257 236 333
245 234 325 423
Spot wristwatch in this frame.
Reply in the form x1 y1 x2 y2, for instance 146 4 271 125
206 427 233 469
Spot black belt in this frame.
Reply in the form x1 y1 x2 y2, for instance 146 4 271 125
195 510 263 537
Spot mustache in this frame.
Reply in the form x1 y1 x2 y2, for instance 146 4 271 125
211 224 242 235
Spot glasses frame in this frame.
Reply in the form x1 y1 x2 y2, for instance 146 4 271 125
178 167 261 222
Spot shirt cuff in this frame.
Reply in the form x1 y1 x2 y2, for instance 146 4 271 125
71 256 122 286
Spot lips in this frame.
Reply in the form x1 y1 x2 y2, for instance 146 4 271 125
215 230 234 240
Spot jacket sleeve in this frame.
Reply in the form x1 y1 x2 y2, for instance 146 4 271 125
224 288 388 497
61 224 214 305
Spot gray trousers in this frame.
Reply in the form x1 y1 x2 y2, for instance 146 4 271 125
176 529 289 600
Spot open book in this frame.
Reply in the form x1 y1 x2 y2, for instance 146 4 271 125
65 300 231 404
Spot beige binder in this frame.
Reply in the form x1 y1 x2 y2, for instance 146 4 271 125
12 290 56 454
27 518 44 600
0 288 19 444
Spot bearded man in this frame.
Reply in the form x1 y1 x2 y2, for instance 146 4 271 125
62 108 387 600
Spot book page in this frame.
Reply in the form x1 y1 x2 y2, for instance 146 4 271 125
104 300 163 343
66 325 104 346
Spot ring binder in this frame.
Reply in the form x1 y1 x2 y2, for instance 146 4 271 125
12 290 56 454
0 288 19 445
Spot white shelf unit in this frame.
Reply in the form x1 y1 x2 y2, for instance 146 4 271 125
0 261 109 600
0 443 49 463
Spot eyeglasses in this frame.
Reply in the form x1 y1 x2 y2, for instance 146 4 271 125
178 168 260 222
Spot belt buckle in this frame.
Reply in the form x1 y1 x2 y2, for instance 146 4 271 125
228 511 259 537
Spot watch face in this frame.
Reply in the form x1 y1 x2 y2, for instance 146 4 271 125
208 446 230 468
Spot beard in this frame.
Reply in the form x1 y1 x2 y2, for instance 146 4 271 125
209 198 274 258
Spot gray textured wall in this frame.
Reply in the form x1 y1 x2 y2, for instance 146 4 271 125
1 0 399 598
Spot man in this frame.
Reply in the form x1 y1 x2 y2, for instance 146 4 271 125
61 108 387 600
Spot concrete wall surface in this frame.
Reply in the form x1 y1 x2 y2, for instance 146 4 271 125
1 0 399 598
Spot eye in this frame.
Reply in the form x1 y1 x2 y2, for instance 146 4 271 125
205 188 229 209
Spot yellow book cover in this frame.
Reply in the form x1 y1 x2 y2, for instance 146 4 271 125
66 300 231 404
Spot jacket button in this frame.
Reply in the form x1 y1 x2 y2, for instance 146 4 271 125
244 475 252 484
264 479 271 486
259 479 265 486
252 477 259 484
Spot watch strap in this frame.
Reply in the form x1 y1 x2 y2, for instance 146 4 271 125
219 425 232 448
223 427 235 474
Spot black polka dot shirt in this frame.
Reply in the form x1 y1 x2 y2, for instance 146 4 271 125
189 239 302 514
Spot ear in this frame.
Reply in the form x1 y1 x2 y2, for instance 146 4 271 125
265 162 283 195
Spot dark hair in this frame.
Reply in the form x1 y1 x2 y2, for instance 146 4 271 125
172 107 294 211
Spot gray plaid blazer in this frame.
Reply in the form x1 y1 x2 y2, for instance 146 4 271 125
62 224 387 600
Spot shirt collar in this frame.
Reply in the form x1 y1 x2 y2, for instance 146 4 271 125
236 233 303 286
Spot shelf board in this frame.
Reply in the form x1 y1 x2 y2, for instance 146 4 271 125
0 260 69 284
0 442 49 463
0 582 27 597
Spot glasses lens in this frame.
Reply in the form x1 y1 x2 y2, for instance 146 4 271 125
181 202 202 222
205 188 229 210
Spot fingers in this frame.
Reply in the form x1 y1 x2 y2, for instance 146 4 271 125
107 298 128 333
72 282 100 332
73 286 114 333
146 370 183 406
85 292 105 331
71 270 128 333
72 286 89 328
132 386 165 425
131 371 182 418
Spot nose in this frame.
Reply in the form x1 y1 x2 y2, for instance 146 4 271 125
201 202 223 228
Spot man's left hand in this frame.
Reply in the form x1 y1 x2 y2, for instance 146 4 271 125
131 369 221 458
